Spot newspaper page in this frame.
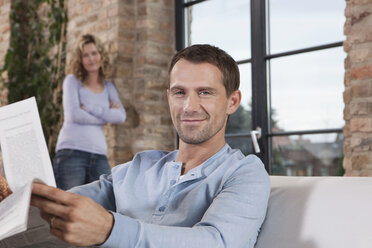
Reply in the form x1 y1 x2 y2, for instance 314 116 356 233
0 181 32 239
0 97 56 240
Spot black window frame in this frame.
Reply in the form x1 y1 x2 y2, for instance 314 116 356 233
175 0 343 174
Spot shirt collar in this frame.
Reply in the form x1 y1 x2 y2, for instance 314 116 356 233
167 144 231 179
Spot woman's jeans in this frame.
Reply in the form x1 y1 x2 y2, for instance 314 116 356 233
53 149 111 190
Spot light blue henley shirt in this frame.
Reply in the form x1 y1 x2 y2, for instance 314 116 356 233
71 144 270 248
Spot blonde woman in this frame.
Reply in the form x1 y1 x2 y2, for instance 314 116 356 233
53 34 126 190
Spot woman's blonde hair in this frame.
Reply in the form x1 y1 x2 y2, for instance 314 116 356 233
68 34 111 82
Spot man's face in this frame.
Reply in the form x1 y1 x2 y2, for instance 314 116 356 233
168 59 240 145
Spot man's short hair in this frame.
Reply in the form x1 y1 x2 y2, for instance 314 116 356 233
168 44 240 96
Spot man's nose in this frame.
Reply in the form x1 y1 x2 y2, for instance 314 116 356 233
183 94 200 112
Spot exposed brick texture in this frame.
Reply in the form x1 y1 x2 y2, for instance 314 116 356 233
65 0 176 166
344 0 372 176
0 0 176 164
0 0 175 246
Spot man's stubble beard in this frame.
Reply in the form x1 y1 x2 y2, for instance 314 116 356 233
175 113 227 145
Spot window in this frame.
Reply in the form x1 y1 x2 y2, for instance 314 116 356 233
176 0 346 176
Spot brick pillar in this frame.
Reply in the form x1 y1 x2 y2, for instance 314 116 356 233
66 0 176 166
0 0 10 107
343 0 372 176
132 0 176 154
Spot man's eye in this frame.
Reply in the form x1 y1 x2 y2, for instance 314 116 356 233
174 91 185 95
200 91 211 95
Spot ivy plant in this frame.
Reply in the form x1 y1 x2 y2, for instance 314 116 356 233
0 0 67 157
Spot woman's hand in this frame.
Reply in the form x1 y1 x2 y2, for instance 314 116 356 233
110 101 120 109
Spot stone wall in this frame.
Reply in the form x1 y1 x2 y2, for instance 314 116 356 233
66 0 176 166
343 0 372 176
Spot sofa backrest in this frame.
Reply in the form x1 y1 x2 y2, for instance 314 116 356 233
255 176 372 248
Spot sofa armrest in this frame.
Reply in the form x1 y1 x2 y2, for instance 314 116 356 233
255 176 372 248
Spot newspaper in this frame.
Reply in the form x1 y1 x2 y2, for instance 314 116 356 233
0 97 56 240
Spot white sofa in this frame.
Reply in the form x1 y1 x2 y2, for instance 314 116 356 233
255 176 372 248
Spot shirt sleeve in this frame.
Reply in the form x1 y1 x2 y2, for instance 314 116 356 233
69 173 116 212
63 75 106 125
83 82 126 124
101 157 270 248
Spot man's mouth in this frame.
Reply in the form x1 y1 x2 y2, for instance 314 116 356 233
180 117 207 125
180 113 208 123
181 119 204 121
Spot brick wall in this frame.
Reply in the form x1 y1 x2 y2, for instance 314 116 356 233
66 0 176 166
0 1 175 247
343 0 372 176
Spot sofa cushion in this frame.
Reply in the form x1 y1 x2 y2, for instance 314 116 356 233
255 176 372 248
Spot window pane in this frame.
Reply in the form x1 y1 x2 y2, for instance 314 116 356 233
268 0 346 53
239 63 252 110
186 0 251 61
272 133 344 176
270 47 345 132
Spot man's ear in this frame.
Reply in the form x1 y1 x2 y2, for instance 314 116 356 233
227 90 241 115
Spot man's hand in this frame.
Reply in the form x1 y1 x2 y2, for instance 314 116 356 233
31 183 114 246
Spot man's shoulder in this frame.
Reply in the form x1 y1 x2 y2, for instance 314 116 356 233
217 151 270 196
203 146 268 181
112 149 177 172
134 149 176 163
221 145 264 169
221 146 269 178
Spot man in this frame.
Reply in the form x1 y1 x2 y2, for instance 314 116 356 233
31 44 270 247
